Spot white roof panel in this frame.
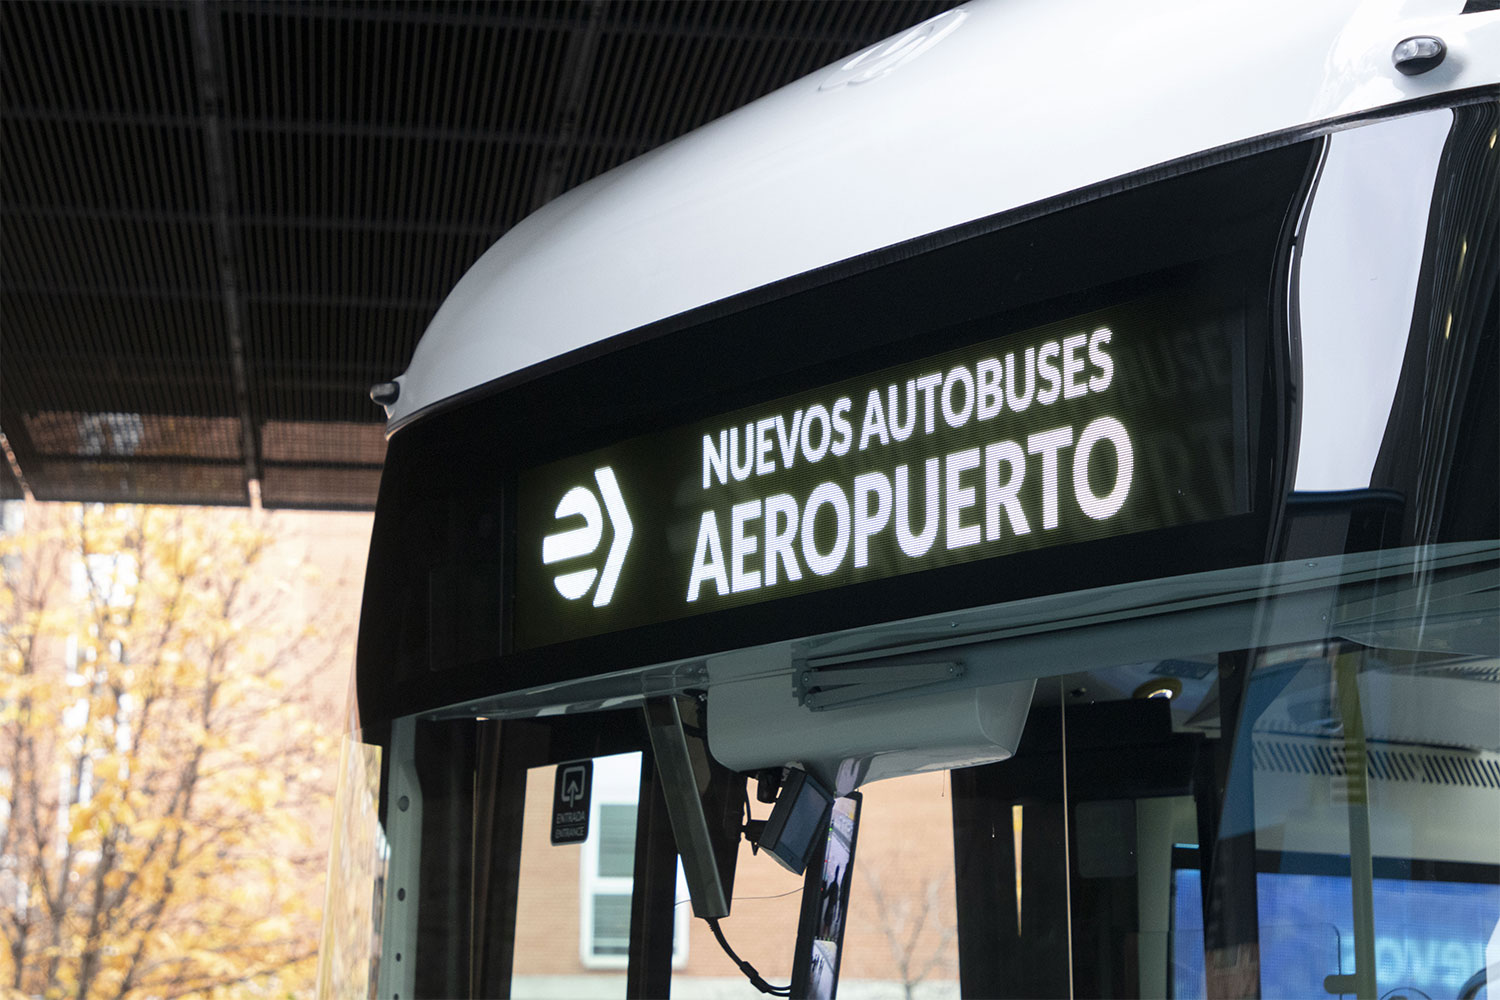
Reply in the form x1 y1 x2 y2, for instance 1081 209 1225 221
388 0 1498 429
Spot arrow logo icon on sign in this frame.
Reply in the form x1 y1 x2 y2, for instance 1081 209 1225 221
560 764 587 806
541 466 633 607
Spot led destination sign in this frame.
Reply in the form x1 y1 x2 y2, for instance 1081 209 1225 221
515 294 1247 649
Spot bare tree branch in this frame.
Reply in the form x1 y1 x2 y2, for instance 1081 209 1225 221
1 503 344 1000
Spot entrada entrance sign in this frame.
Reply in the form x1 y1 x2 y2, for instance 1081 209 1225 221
516 293 1248 649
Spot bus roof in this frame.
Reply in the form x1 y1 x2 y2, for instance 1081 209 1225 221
384 0 1497 431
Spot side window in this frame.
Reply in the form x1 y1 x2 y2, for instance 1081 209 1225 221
579 753 689 968
581 801 635 961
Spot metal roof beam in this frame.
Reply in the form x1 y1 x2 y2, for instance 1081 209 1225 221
6 284 443 310
190 0 260 500
22 453 378 472
0 204 503 236
217 1 896 46
4 106 653 149
533 0 607 212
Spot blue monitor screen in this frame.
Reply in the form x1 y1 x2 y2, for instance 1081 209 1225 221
1171 862 1499 999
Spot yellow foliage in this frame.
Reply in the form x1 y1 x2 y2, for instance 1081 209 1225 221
0 502 347 1000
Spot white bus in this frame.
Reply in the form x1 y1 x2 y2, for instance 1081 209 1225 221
323 2 1499 998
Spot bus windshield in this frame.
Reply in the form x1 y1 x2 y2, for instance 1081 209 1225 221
324 101 1498 1000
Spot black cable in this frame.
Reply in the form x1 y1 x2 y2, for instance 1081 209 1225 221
706 916 790 996
675 886 802 907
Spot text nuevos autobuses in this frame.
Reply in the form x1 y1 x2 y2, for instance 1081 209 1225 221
686 327 1131 602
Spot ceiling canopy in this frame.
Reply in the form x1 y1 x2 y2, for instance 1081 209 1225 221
1 0 958 510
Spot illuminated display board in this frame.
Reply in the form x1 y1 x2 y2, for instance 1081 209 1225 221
515 293 1247 649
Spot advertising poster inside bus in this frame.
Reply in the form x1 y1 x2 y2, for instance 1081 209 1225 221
793 794 862 1000
1170 858 1500 999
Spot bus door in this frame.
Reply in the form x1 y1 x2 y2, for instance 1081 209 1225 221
375 708 690 1000
953 688 1208 999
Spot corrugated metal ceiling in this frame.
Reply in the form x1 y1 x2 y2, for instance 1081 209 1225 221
1 0 960 510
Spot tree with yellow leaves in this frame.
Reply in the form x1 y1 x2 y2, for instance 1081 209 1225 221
1 503 340 999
